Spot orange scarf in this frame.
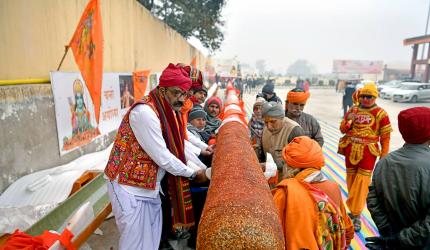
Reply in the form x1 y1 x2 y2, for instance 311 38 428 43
180 98 194 140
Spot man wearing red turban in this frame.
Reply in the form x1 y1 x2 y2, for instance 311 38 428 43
366 107 430 250
176 63 207 106
285 88 324 146
104 63 208 250
272 136 354 250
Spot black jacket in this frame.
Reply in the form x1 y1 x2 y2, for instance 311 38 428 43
256 92 282 104
367 144 430 249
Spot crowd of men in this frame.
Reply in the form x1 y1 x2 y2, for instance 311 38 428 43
104 63 430 250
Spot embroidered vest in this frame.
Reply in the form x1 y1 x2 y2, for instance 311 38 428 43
104 98 159 189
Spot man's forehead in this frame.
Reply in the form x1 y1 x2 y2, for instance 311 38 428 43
264 117 281 122
168 86 183 92
290 102 306 105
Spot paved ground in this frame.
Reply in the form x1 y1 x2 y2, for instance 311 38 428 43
243 86 430 150
86 85 429 250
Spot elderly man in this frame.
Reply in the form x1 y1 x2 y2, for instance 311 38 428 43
366 107 430 250
104 63 207 250
258 101 305 180
272 136 354 249
285 88 324 146
338 82 392 232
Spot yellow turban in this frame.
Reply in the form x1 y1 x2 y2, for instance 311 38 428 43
282 136 325 169
287 90 310 103
360 82 378 98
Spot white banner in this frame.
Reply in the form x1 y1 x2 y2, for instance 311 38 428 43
332 60 384 74
100 73 124 133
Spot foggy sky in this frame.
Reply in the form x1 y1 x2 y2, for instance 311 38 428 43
212 0 428 74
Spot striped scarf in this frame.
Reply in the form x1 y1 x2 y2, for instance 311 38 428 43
149 89 194 228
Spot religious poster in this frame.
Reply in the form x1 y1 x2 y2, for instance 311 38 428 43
118 74 134 117
51 72 124 155
50 72 100 155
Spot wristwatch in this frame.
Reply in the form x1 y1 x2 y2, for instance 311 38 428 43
189 171 197 181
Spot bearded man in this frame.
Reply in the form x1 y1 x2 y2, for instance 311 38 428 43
285 88 324 146
104 63 207 250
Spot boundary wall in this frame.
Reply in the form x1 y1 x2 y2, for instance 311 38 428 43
0 0 206 192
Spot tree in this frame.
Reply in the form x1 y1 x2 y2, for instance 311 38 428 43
286 60 317 77
137 0 226 52
255 59 266 75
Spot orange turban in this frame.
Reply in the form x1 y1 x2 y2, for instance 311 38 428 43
287 90 310 103
282 136 325 169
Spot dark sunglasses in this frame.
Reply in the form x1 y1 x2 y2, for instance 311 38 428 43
360 95 374 99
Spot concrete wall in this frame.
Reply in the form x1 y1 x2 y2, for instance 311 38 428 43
0 85 115 192
0 0 206 79
0 0 207 192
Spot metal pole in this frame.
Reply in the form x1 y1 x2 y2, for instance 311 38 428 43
422 0 430 59
56 45 70 71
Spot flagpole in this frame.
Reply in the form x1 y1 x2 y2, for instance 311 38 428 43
56 45 70 71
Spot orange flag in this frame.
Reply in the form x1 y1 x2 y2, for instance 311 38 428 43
190 56 197 68
133 70 150 100
69 0 103 124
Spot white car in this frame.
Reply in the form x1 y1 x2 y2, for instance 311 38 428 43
379 82 403 99
378 80 401 92
392 82 430 103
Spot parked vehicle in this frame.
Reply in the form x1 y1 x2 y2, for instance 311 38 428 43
377 80 401 92
392 82 430 103
379 81 403 99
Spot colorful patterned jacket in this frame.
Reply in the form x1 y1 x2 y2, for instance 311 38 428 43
104 98 159 189
338 105 392 165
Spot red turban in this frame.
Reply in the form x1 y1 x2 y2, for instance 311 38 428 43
398 107 430 144
159 63 192 91
287 90 310 103
176 63 203 90
282 136 325 169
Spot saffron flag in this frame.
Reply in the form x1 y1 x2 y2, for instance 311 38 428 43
190 56 197 68
133 70 150 100
69 0 103 124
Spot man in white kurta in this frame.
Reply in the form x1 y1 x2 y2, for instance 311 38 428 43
104 64 207 250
